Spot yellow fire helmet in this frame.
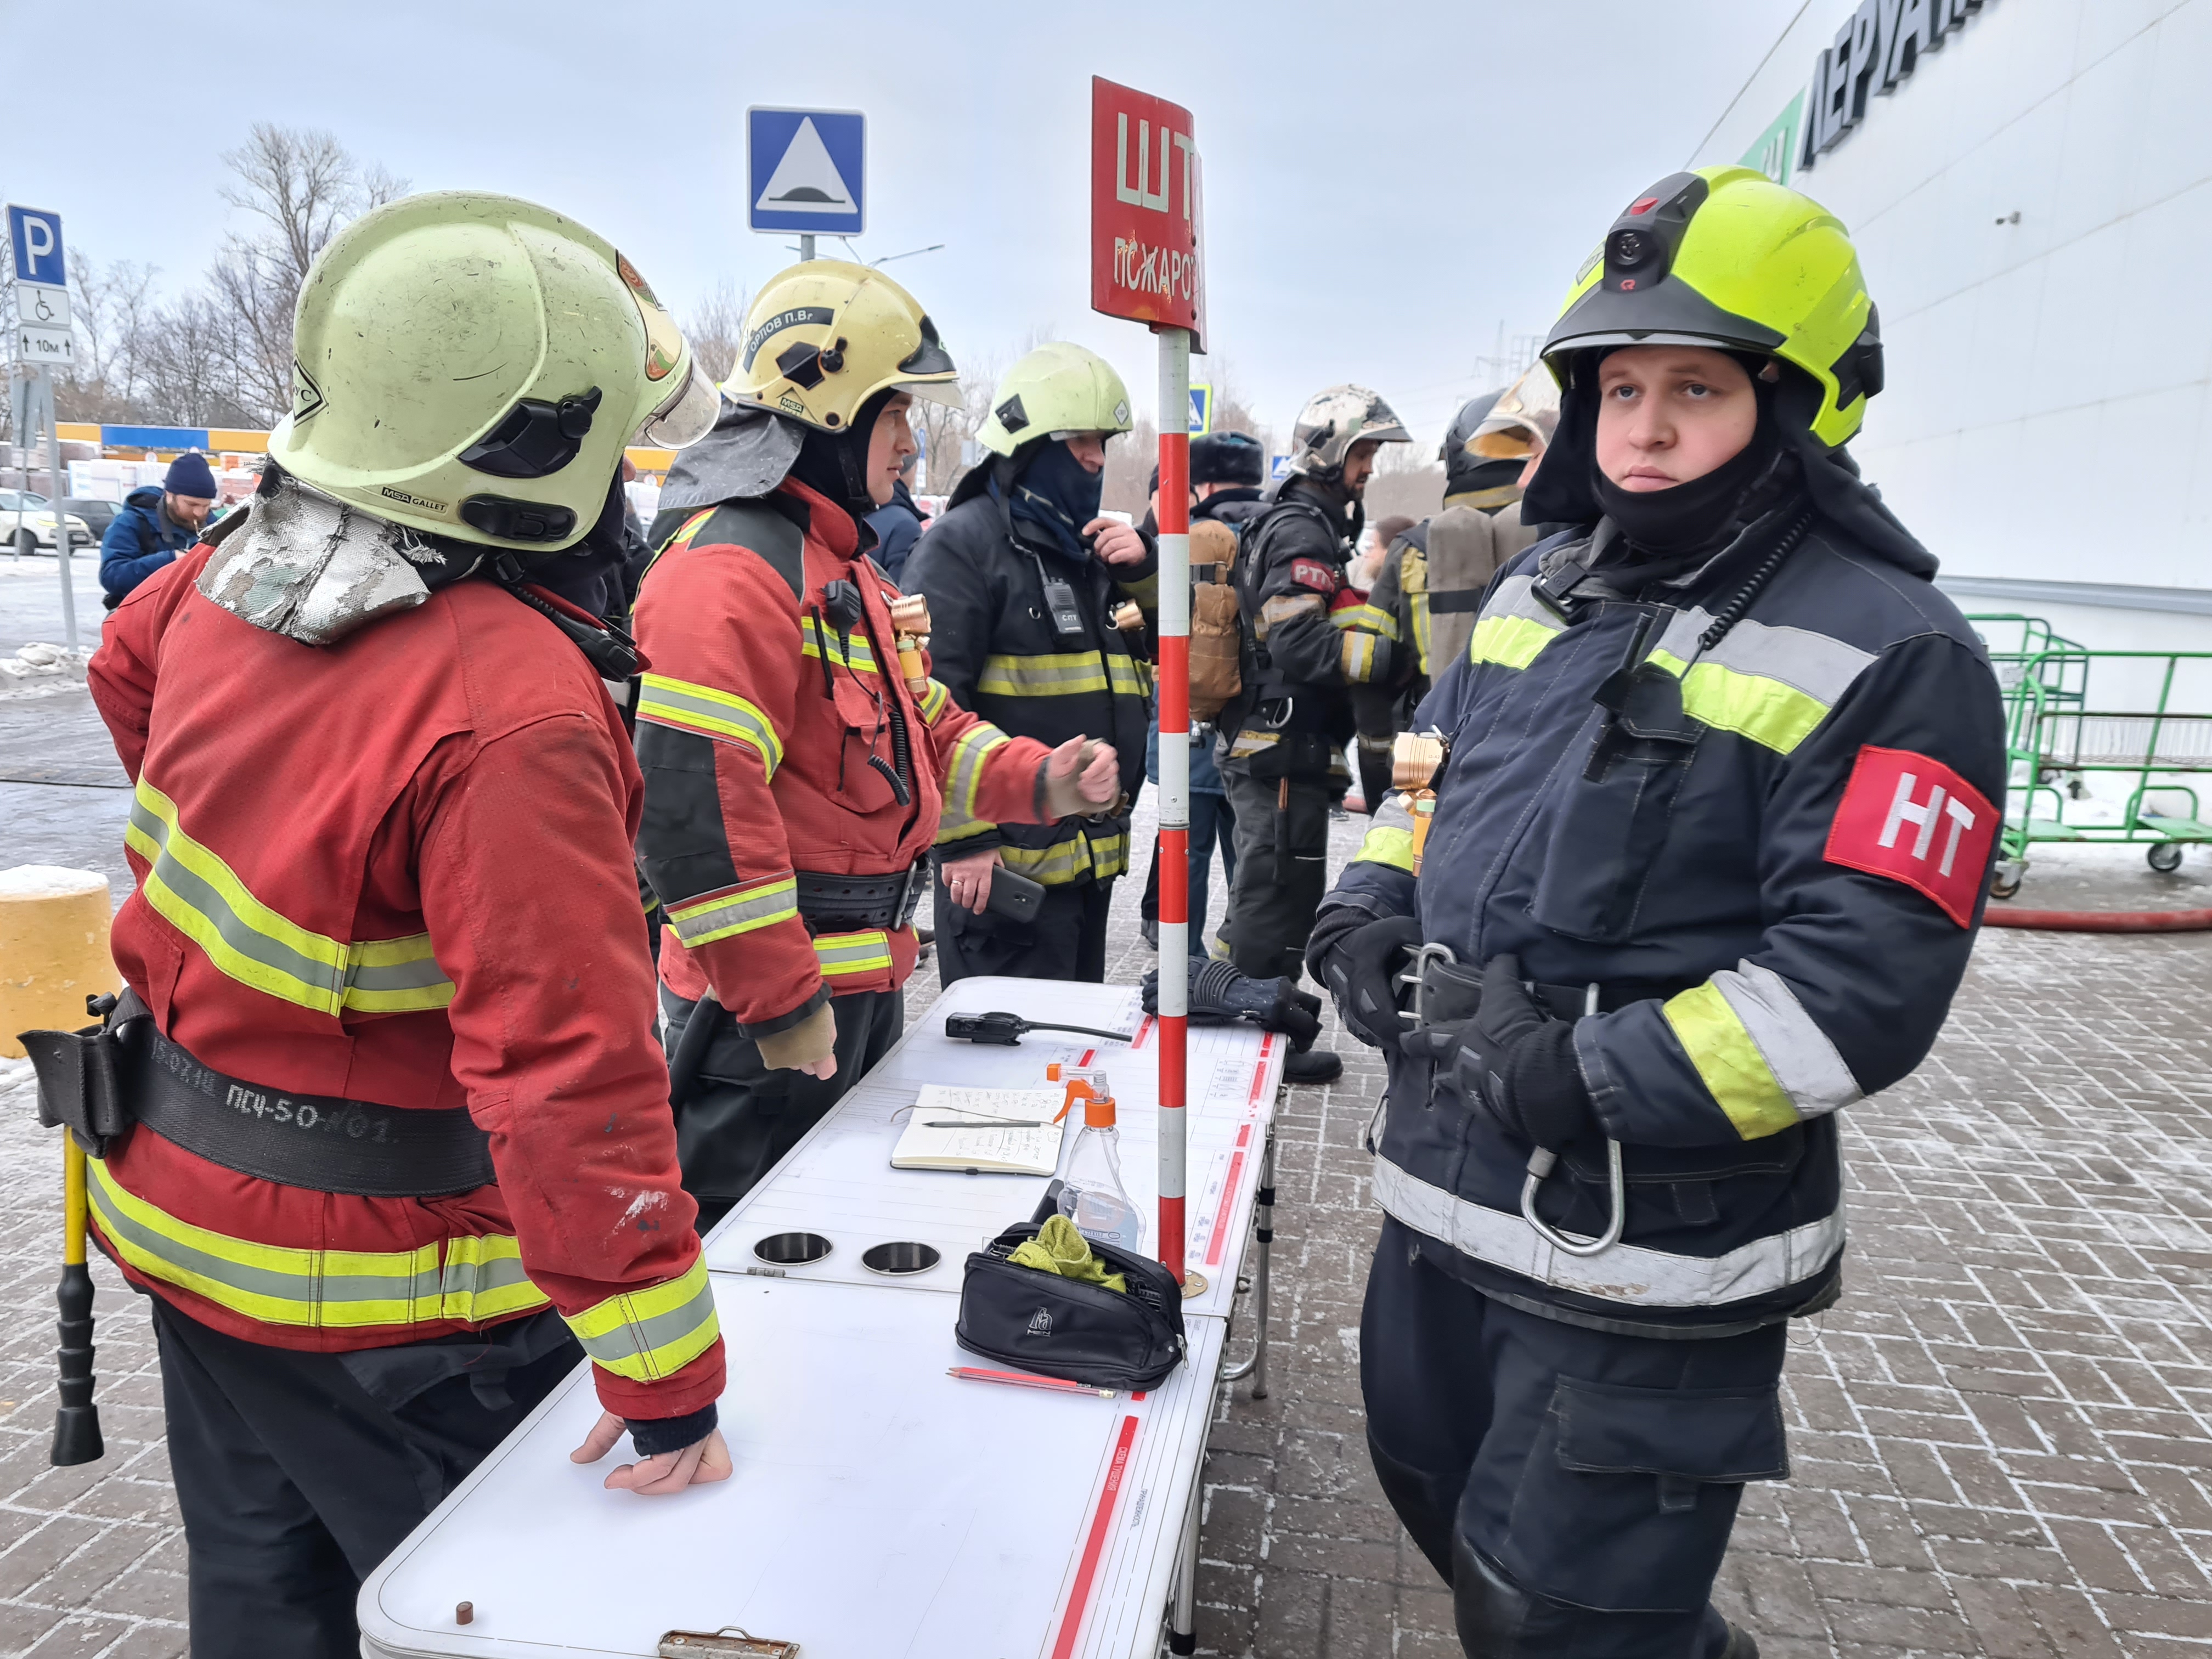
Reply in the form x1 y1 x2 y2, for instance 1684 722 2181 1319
975 342 1133 458
1542 166 1882 449
724 259 960 432
270 191 718 552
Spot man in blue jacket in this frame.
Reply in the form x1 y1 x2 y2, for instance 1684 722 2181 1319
99 453 217 605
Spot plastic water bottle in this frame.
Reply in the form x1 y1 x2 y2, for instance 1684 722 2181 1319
1047 1065 1145 1253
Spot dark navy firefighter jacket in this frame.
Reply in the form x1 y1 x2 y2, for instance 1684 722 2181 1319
1324 496 2007 1336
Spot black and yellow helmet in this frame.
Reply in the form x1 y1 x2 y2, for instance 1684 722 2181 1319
1543 166 1883 448
724 259 960 432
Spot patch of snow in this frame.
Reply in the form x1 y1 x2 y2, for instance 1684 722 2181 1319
0 865 109 900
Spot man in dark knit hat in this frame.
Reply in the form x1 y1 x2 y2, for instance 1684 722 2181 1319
99 452 217 605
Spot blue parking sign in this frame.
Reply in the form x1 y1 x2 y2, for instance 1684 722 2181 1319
7 206 66 286
748 109 866 236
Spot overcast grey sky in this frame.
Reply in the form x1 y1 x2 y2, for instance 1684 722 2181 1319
12 0 1812 444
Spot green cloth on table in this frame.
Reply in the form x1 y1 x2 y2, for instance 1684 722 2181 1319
1010 1214 1127 1294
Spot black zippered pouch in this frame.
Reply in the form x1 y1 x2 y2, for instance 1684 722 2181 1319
955 1222 1186 1392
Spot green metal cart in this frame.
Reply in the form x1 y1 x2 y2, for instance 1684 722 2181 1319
1976 633 2212 898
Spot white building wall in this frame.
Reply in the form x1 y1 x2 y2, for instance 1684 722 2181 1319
1692 0 2212 641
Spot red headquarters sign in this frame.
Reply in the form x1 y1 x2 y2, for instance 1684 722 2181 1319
1090 76 1206 351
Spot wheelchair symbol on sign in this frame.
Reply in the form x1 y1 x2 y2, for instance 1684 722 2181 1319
31 292 57 323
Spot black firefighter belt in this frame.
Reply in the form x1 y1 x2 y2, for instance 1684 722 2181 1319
20 989 493 1198
796 864 929 933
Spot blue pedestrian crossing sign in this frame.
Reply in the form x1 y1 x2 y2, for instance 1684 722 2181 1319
748 108 866 236
1188 383 1212 436
1269 453 1291 483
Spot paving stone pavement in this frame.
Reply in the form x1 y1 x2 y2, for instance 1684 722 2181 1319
1 733 2209 1654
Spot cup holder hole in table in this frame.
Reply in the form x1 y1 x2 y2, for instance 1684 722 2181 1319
754 1232 832 1266
862 1242 941 1276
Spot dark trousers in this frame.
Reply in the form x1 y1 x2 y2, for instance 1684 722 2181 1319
1219 760 1335 982
1139 790 1238 952
1348 684 1402 810
1362 1217 1786 1657
153 1297 579 1658
662 985 903 1227
934 872 1113 985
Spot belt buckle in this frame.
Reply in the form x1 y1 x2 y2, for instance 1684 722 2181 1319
1399 941 1458 1027
898 862 929 927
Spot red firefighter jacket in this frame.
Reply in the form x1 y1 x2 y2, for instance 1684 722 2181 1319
86 546 723 1423
633 478 1052 1029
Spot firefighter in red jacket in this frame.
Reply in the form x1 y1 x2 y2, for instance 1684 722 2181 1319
635 261 1119 1221
78 194 730 1657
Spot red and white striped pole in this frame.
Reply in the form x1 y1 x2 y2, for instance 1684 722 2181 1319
1155 328 1193 1291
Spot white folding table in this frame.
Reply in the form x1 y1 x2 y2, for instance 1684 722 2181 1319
358 975 1283 1659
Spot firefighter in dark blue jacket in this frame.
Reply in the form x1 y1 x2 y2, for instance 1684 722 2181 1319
1307 168 2007 1658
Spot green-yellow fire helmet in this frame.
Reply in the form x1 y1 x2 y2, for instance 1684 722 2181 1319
270 191 719 552
725 259 960 432
977 342 1133 458
1542 166 1883 449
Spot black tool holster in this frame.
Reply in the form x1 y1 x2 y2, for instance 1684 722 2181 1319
19 990 152 1158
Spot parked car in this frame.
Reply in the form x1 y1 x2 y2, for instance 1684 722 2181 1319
0 490 95 555
60 498 121 543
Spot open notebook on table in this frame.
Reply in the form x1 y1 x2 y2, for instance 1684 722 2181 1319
890 1086 1069 1176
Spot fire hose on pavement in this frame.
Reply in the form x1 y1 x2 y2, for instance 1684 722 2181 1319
1982 906 2212 933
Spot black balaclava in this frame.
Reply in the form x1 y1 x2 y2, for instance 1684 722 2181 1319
528 473 636 618
1005 436 1105 564
787 388 898 523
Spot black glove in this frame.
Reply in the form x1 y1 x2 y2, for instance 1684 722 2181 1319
1314 913 1424 1049
1415 955 1594 1150
1143 959 1323 1052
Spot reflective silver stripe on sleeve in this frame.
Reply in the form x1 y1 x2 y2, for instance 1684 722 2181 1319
1647 606 1878 711
1369 794 1417 835
1711 961 1863 1121
1369 1155 1844 1307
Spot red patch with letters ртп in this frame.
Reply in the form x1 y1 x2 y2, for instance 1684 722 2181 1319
1289 557 1341 595
1823 745 1998 928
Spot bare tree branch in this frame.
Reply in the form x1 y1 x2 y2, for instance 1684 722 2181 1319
59 254 161 421
682 278 751 386
202 123 412 425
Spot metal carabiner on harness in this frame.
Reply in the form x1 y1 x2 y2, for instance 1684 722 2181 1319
1519 983 1627 1258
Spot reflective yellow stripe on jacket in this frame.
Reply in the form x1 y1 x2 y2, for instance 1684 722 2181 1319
800 624 879 674
978 652 1112 698
1000 828 1130 886
938 721 1012 840
667 876 800 947
1332 602 1401 641
636 674 783 778
1466 575 1566 673
1639 606 1877 757
815 929 895 977
916 678 951 724
126 781 453 1017
1403 546 1434 677
89 1158 548 1328
1662 962 1863 1141
1351 794 1419 874
563 1254 721 1383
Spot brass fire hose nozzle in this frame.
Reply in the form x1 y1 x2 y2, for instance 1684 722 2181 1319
1391 731 1446 792
887 594 932 636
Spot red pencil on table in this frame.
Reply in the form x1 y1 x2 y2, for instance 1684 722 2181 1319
947 1366 1115 1398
